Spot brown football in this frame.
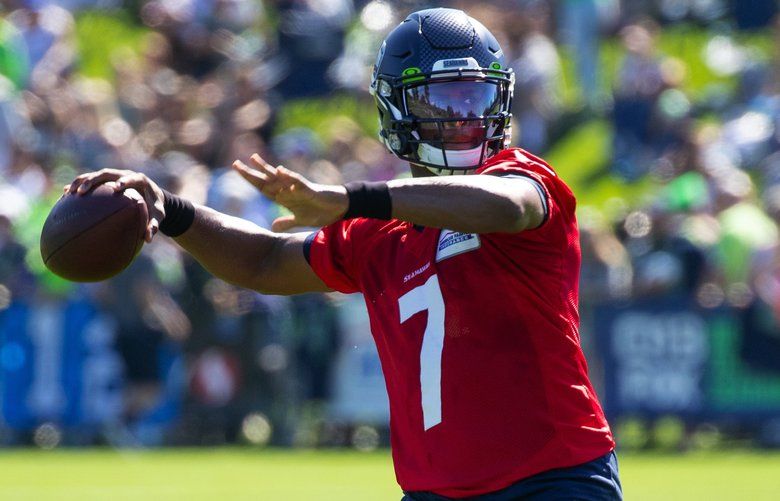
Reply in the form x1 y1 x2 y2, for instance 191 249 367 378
40 184 148 282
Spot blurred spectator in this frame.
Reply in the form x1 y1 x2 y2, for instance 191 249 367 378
95 250 189 420
732 0 778 30
0 16 28 89
744 184 780 373
558 0 602 108
0 214 33 301
612 19 665 179
8 5 76 90
275 0 354 98
580 215 633 301
510 0 562 152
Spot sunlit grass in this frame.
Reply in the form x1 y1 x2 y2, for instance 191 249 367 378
0 448 398 501
0 448 779 500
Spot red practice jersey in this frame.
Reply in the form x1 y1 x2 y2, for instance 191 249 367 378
307 148 615 497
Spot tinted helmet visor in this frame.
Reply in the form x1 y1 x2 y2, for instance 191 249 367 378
405 81 501 151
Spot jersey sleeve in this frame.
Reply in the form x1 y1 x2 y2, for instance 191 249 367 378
478 163 555 231
305 219 363 294
501 175 549 227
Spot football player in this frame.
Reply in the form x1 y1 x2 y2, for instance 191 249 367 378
68 8 621 500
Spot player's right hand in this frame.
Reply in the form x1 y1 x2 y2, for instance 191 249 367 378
232 154 348 232
65 169 166 243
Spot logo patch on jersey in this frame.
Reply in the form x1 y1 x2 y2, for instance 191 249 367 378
436 230 480 262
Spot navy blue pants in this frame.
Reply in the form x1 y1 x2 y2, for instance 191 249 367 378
402 451 622 500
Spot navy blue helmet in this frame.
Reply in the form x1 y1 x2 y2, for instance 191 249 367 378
370 8 514 174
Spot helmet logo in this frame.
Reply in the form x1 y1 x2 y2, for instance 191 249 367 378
488 62 503 77
401 67 425 83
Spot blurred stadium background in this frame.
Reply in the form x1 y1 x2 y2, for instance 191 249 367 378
3 0 780 498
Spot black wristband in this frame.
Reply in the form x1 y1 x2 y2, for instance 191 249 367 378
159 189 195 237
343 181 392 220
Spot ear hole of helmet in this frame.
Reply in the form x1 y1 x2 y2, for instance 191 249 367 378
380 120 415 157
388 131 413 156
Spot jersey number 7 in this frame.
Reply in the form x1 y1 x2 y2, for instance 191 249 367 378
399 274 445 431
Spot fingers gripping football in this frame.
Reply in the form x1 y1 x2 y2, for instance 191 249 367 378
66 168 126 195
66 168 165 243
114 173 166 242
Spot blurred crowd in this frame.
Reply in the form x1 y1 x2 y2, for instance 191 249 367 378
3 0 780 446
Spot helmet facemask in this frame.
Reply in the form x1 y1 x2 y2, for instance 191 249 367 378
372 65 514 175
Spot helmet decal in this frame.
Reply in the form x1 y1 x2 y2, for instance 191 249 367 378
431 57 480 73
401 67 424 83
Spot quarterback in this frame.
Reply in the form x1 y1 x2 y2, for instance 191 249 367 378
68 8 621 500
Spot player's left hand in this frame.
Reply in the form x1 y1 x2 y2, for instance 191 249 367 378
232 153 348 232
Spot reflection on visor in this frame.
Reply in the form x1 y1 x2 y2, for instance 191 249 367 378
405 81 501 120
405 81 502 151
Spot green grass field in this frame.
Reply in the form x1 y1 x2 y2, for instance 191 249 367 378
0 448 779 500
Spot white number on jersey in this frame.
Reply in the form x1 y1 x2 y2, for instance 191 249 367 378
398 274 445 430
